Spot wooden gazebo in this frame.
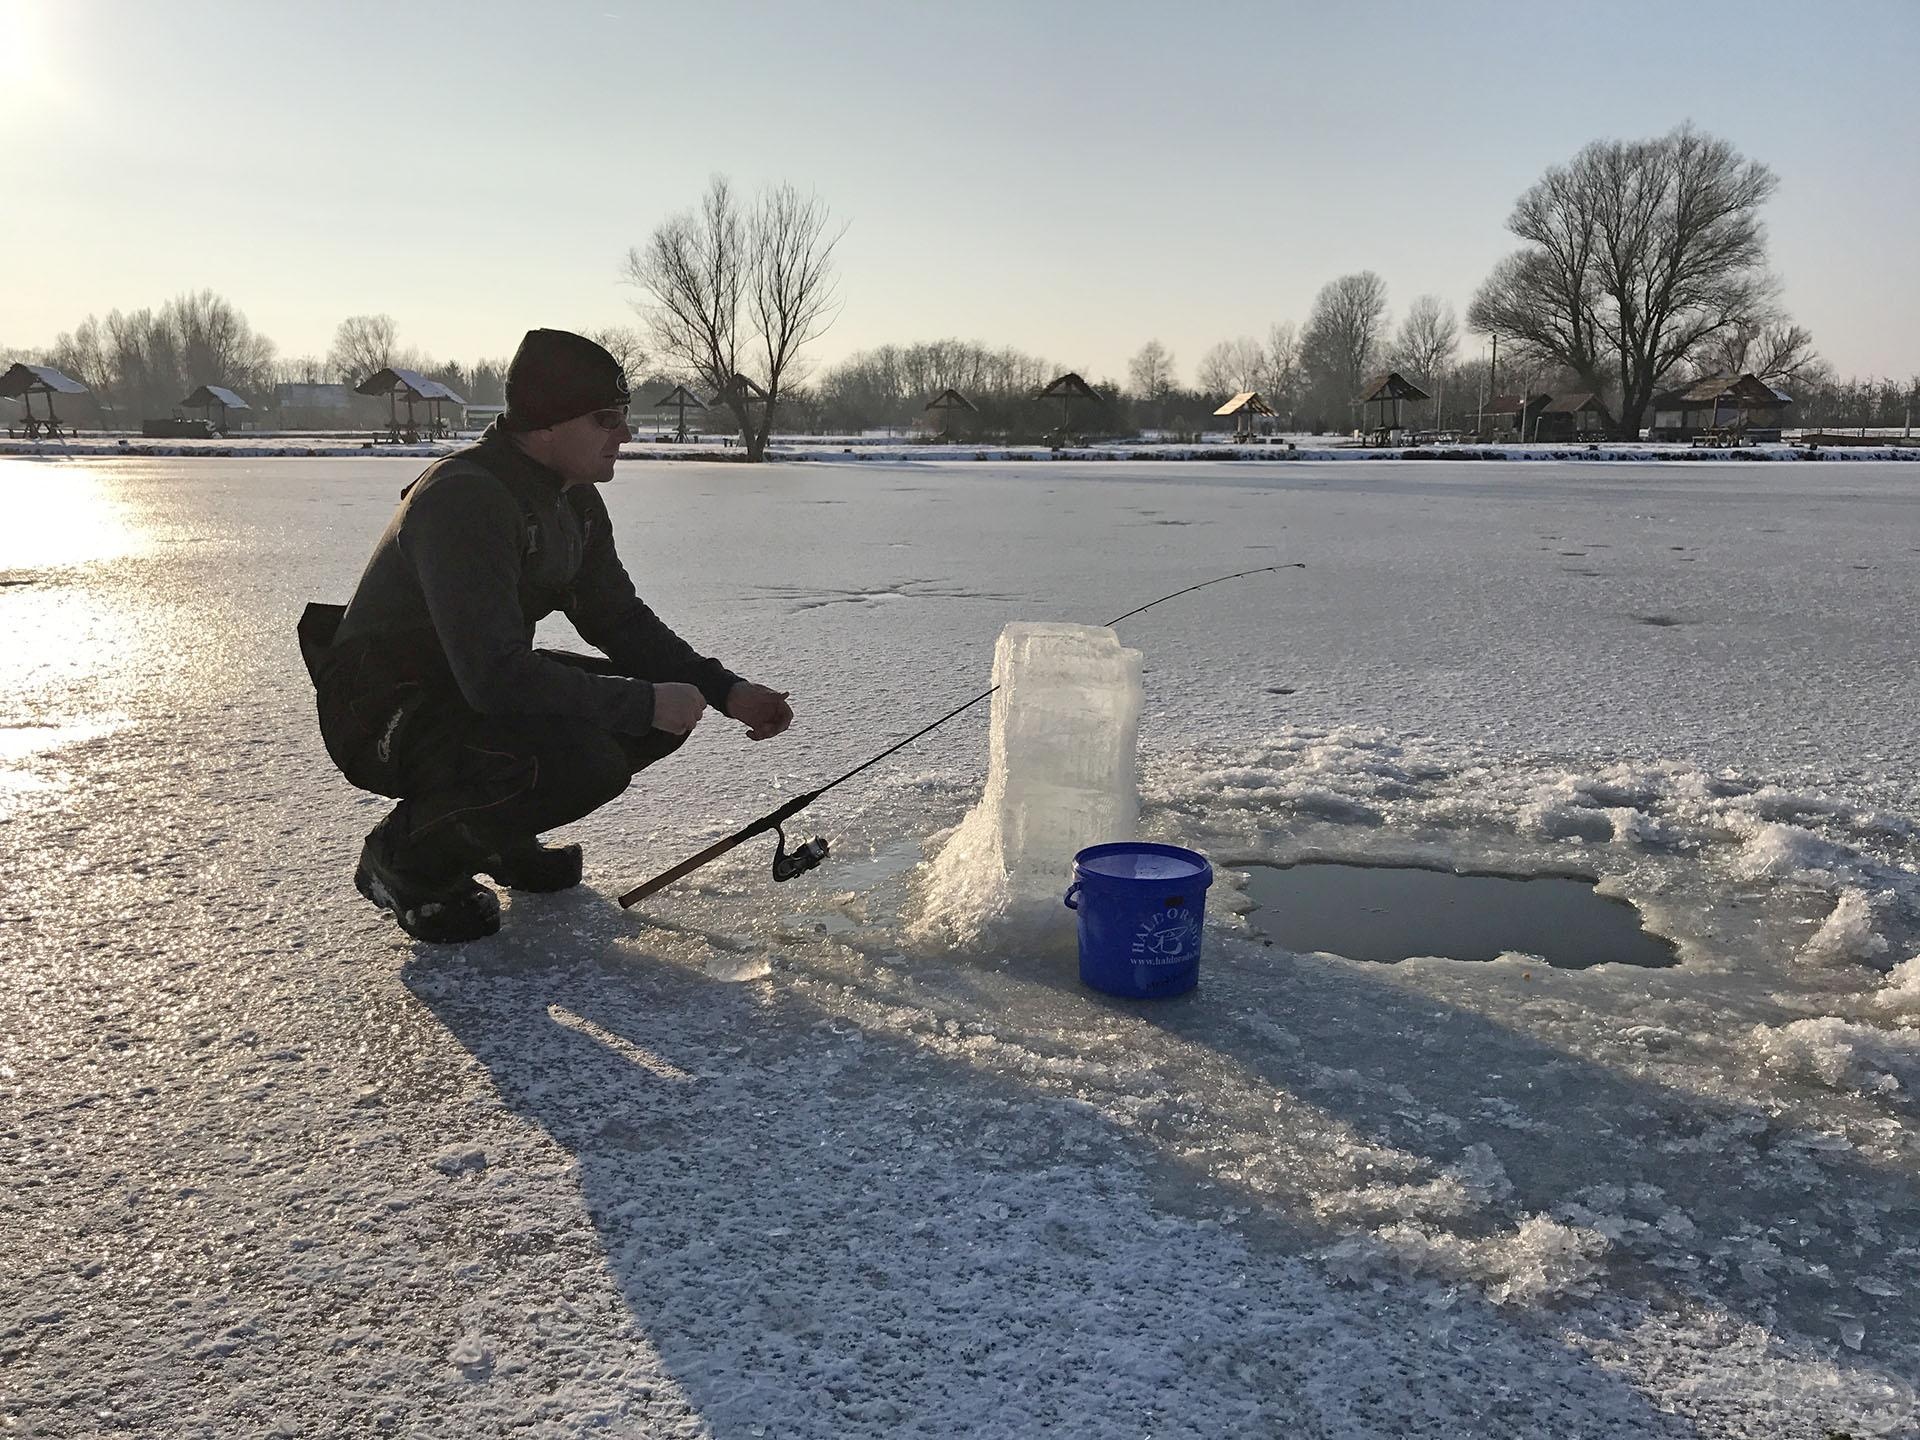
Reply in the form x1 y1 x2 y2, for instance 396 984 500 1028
181 384 251 435
652 384 706 441
1356 371 1430 441
1036 372 1099 443
355 367 466 442
0 363 89 439
714 373 768 405
1213 390 1276 440
923 387 977 439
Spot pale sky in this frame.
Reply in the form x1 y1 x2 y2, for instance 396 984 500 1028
3 0 1916 385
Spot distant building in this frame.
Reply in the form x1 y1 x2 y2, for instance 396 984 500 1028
275 382 353 429
1475 393 1551 440
462 403 506 433
1535 392 1610 442
1649 374 1792 441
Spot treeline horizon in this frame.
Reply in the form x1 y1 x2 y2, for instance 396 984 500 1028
7 293 1916 437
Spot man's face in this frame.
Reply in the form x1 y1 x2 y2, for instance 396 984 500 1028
540 406 631 485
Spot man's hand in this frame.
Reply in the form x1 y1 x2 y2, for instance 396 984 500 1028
651 682 707 736
725 682 793 741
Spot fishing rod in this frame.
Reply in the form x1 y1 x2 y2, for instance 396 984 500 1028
617 563 1304 908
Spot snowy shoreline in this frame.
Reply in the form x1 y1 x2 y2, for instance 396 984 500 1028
3 437 1918 464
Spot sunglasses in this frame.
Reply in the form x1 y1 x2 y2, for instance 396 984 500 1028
588 407 630 431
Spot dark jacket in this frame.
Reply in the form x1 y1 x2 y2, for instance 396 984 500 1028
317 427 741 755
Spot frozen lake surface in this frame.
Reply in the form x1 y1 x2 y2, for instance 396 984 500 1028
5 455 1920 1436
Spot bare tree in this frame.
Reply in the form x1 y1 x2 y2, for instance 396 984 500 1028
328 314 401 384
1299 272 1389 426
1260 321 1301 409
581 326 650 388
165 290 276 394
1469 125 1783 438
1701 320 1820 385
1197 336 1265 396
47 317 117 421
625 176 845 461
1390 296 1459 384
1126 339 1177 401
276 355 330 385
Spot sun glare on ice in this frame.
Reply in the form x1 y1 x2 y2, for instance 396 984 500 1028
0 462 142 571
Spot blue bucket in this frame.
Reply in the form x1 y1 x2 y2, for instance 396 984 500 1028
1064 842 1213 999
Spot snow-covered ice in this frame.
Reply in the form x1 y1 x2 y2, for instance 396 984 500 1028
4 455 1920 1437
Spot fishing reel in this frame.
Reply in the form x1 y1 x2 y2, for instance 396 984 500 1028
771 824 830 882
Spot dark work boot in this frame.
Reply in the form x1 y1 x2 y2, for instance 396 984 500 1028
481 838 584 893
354 823 501 943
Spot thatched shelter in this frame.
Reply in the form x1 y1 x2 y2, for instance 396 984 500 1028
1213 390 1276 440
0 363 89 438
713 374 768 404
1036 372 1100 441
1356 372 1430 439
355 367 466 441
181 384 251 435
923 388 977 439
652 384 706 441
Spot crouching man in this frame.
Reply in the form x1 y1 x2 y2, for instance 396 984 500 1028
298 328 792 942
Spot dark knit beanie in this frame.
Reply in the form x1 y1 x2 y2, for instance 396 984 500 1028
501 329 631 430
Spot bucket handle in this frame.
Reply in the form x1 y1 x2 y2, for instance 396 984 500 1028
1063 880 1083 911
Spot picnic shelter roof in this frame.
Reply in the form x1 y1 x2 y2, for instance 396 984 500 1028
183 385 251 411
652 384 707 410
1213 391 1276 418
1036 372 1099 400
1653 372 1791 408
1356 371 1430 404
0 363 89 398
1543 391 1605 415
925 388 978 413
355 367 466 404
714 373 769 402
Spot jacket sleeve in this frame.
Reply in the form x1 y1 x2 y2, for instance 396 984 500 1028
399 470 660 734
564 488 746 710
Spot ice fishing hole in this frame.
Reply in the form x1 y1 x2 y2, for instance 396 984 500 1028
1241 861 1677 969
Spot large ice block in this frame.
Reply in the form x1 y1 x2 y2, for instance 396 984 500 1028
913 622 1144 941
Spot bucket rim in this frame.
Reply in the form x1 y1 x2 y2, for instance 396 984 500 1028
1072 840 1212 883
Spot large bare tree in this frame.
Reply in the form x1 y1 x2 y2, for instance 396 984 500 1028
170 289 276 391
1126 339 1177 401
328 314 402 384
1299 272 1389 425
1390 295 1459 384
1196 336 1265 397
1260 320 1301 412
624 177 844 461
1469 125 1784 438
